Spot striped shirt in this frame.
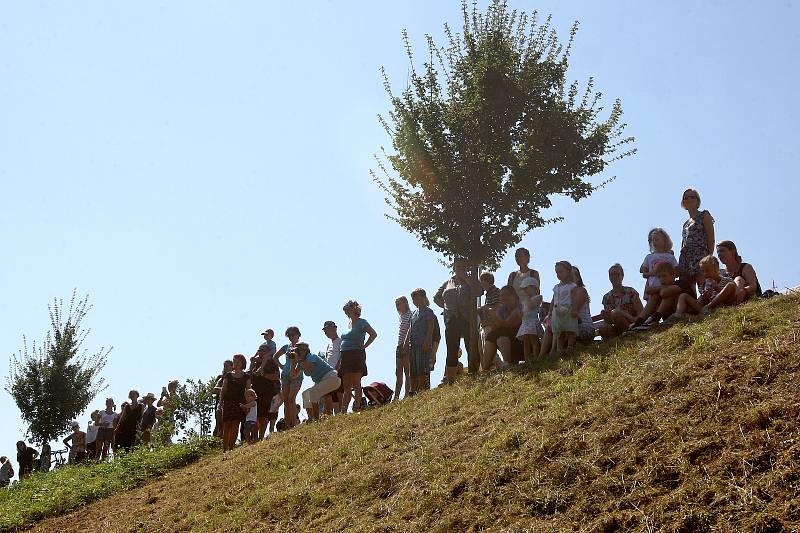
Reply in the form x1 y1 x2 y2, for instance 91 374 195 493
398 311 412 346
484 286 501 307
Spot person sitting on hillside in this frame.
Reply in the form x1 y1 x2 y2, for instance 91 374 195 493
482 286 524 369
598 264 643 339
669 255 732 321
705 240 762 310
15 441 38 480
291 342 341 421
63 421 87 464
215 353 251 452
394 297 412 401
0 456 13 487
630 262 682 330
628 228 678 330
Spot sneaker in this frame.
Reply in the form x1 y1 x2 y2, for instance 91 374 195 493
700 305 712 315
663 313 683 325
633 316 658 331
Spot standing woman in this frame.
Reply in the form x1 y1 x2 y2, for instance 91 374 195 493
115 390 143 452
272 327 304 429
434 258 484 379
214 353 251 452
339 300 377 413
678 188 715 294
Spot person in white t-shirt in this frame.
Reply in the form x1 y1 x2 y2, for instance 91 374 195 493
85 411 100 460
242 389 258 444
628 228 679 330
322 320 343 414
97 398 118 461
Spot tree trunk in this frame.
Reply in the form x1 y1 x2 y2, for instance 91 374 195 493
469 266 481 373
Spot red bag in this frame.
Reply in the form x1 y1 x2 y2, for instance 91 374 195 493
363 382 393 406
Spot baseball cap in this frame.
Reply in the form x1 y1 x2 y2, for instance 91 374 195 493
322 320 337 330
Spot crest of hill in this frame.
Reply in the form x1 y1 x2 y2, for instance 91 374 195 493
27 295 800 533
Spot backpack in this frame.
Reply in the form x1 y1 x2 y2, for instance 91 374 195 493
363 382 393 406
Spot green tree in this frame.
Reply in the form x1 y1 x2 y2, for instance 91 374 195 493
6 292 111 445
176 377 217 437
373 0 635 270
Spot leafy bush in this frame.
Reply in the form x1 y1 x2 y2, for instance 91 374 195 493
0 436 218 531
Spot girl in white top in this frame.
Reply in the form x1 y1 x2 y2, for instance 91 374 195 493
541 261 585 356
516 277 543 363
242 389 258 444
96 398 118 461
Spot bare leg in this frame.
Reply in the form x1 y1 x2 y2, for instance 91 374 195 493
497 337 512 365
482 340 498 371
708 282 738 309
540 327 553 357
394 356 404 401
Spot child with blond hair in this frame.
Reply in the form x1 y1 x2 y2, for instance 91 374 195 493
669 255 732 320
242 389 258 444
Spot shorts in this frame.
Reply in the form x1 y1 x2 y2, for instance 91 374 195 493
243 420 257 429
86 441 97 458
340 349 366 374
97 427 114 441
281 375 303 390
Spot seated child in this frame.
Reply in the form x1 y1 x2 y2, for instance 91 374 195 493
630 262 681 330
629 228 678 331
670 255 732 320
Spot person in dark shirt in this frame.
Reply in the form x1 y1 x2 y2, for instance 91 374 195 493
139 393 158 443
249 346 281 440
15 441 38 480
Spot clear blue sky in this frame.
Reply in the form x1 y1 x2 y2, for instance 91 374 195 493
2 1 798 458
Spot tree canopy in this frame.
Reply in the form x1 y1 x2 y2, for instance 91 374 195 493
373 0 635 270
6 292 110 445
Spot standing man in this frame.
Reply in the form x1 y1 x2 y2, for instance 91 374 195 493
322 320 342 414
434 258 484 380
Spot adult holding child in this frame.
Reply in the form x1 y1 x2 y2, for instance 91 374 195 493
678 188 715 294
115 390 143 452
704 240 762 310
214 353 251 452
339 301 377 413
434 258 484 378
481 286 524 369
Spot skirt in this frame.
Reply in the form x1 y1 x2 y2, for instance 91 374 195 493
551 304 579 336
340 349 366 374
517 314 543 339
221 400 245 422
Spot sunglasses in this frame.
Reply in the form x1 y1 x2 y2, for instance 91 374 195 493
684 194 698 200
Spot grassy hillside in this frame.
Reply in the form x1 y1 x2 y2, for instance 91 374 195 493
24 294 800 532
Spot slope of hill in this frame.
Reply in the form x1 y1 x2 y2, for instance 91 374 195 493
26 295 800 532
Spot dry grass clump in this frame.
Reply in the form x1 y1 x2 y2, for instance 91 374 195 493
27 295 800 533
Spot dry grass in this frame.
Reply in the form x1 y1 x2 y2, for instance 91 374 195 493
24 295 800 533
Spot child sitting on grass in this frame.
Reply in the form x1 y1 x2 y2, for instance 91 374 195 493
242 389 258 444
631 262 682 330
669 255 732 321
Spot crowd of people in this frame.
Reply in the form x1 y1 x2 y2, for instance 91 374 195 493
1 188 768 479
